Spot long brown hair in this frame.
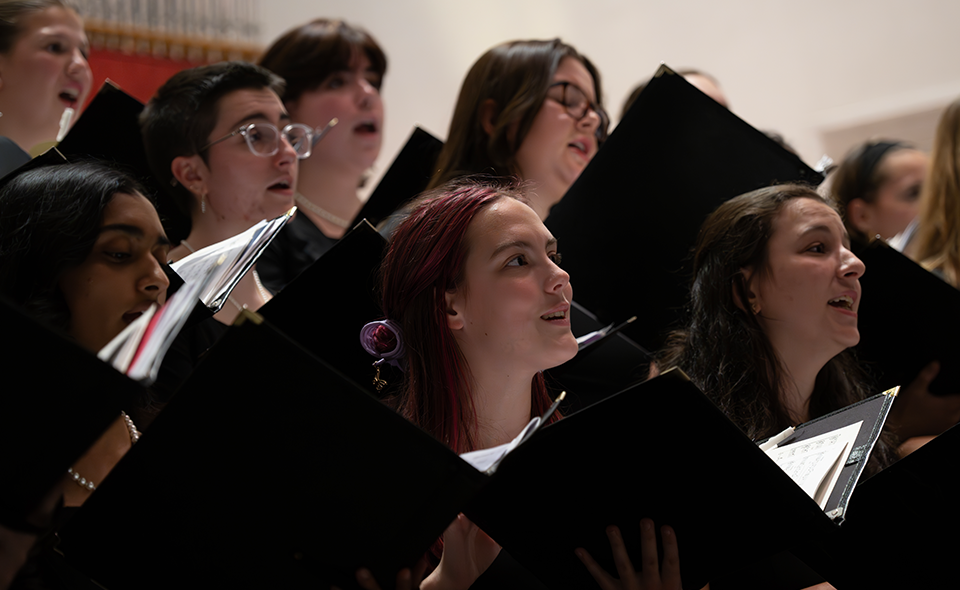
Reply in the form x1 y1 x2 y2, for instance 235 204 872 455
657 184 897 472
427 39 605 190
912 97 960 285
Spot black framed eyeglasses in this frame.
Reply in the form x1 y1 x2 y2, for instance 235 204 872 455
547 81 610 143
200 118 338 160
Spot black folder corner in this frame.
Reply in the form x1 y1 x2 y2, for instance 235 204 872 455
0 146 70 191
545 64 822 350
258 219 389 393
0 297 144 525
464 369 832 590
828 423 960 588
351 126 444 228
59 312 479 590
854 238 960 394
57 80 189 243
545 301 651 411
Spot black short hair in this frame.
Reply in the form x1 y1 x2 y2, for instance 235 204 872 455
139 61 285 217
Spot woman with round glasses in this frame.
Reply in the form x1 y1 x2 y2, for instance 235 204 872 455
256 19 387 293
427 38 607 220
140 61 301 324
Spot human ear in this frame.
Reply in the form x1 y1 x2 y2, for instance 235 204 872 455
444 288 465 331
733 267 760 315
171 155 208 198
846 198 873 235
479 99 499 137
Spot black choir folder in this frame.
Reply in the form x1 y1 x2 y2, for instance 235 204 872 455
853 239 960 394
545 63 823 350
59 311 481 590
259 218 649 407
258 219 387 392
57 80 191 242
0 297 144 528
59 319 892 590
546 303 651 410
829 422 960 589
464 371 895 590
351 126 444 228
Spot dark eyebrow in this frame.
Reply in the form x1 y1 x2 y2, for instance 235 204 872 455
100 224 171 247
490 237 558 259
41 31 90 52
798 224 832 238
799 224 850 248
228 110 291 131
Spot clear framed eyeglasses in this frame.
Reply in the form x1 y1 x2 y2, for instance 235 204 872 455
201 118 337 160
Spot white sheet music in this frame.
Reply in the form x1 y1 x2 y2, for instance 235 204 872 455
765 420 862 509
460 418 540 473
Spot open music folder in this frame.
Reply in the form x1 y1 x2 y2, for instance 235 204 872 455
58 311 481 590
58 308 899 590
0 297 145 528
825 422 960 588
461 369 894 590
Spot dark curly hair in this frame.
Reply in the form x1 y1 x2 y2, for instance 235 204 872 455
657 184 896 474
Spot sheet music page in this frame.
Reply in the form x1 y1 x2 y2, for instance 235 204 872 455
98 305 156 371
764 420 862 509
170 211 292 309
460 417 540 473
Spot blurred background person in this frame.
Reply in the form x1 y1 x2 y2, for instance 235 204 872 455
0 0 91 176
257 18 387 293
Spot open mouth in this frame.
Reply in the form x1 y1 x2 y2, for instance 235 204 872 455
268 179 292 191
354 121 378 134
541 310 567 321
59 88 79 107
122 311 143 324
568 140 590 158
828 295 854 311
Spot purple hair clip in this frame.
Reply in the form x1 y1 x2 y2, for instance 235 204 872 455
360 319 405 392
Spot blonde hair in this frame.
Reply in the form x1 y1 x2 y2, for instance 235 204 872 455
913 97 960 285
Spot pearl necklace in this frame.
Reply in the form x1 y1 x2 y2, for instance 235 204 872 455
67 412 140 492
294 192 351 229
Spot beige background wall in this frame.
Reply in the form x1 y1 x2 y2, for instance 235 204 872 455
259 0 960 186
